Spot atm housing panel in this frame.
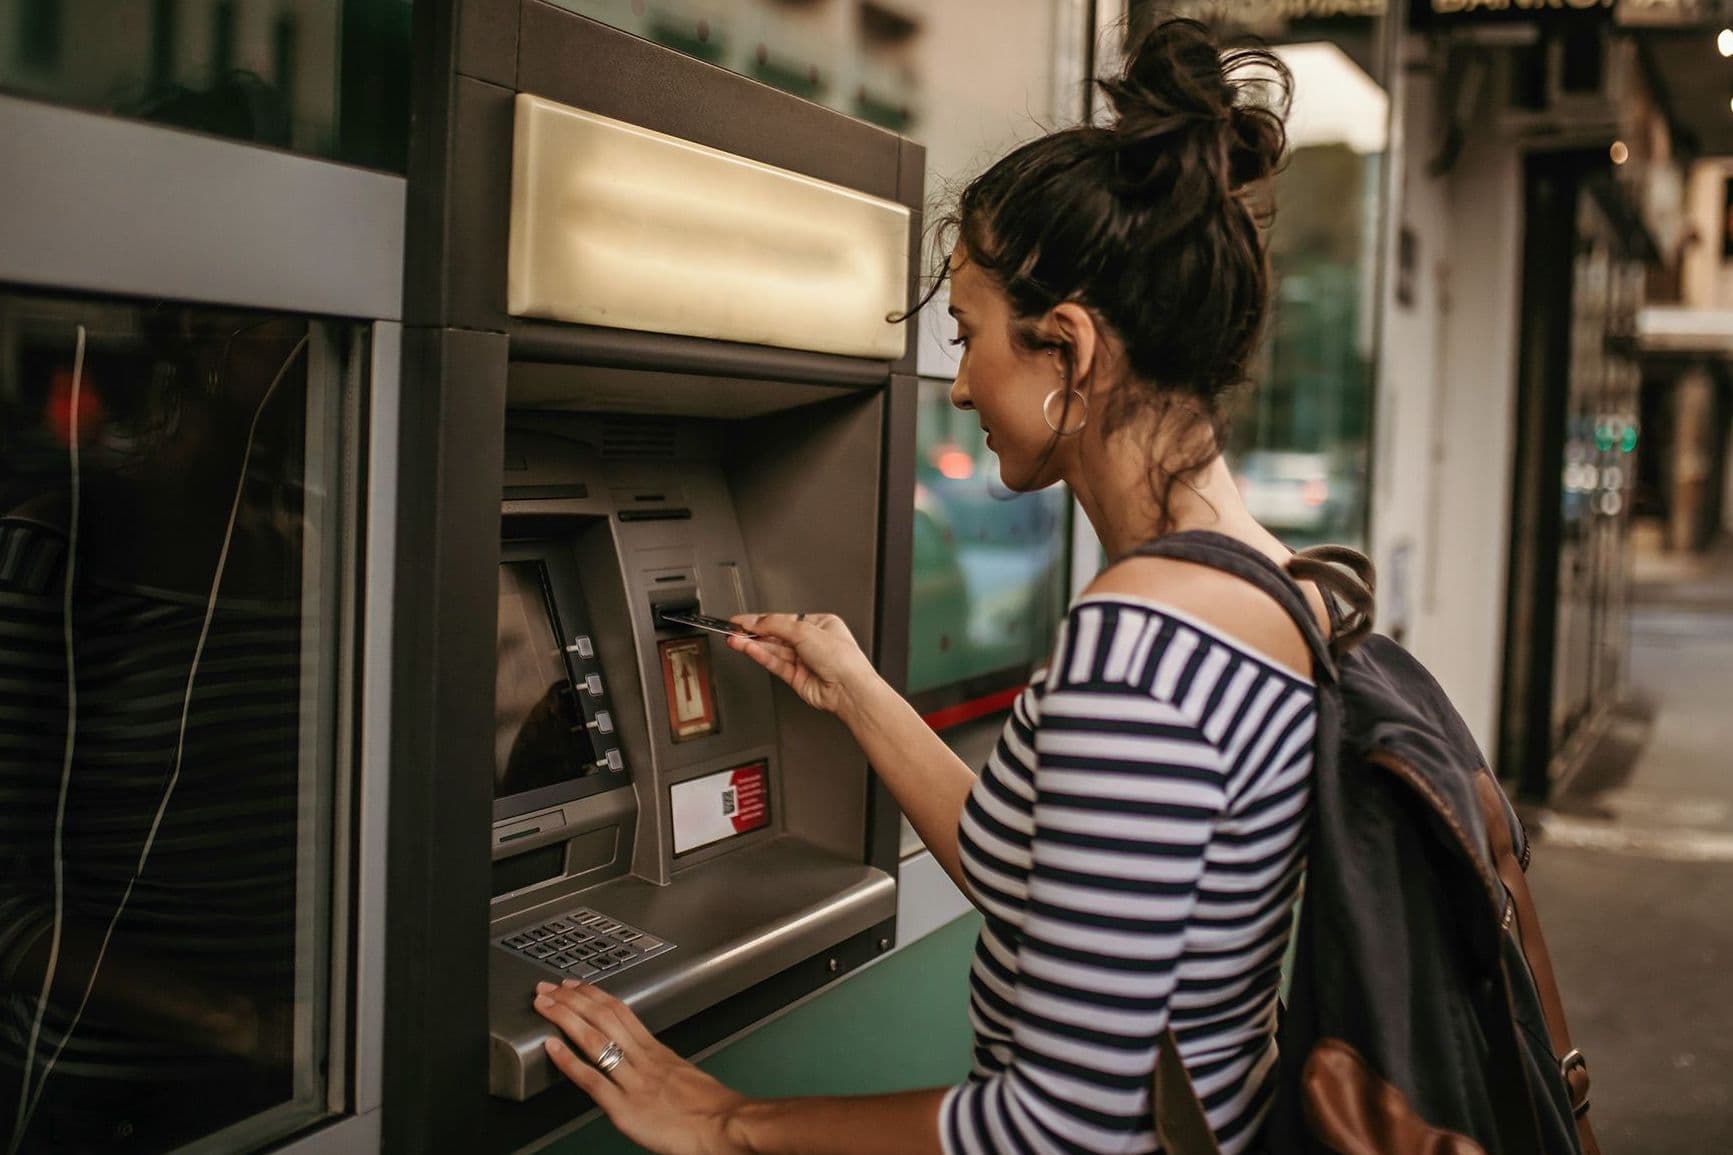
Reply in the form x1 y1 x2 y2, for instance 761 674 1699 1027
392 2 924 1150
485 411 900 1101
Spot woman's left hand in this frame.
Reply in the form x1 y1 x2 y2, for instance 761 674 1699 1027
534 979 747 1155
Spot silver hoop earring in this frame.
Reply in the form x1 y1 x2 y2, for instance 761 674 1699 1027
1042 386 1088 435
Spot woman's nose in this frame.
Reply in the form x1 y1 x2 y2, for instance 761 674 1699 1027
949 377 973 411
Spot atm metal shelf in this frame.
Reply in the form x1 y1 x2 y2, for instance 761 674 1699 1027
508 319 897 389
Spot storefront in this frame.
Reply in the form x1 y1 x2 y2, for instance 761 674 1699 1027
1501 146 1652 798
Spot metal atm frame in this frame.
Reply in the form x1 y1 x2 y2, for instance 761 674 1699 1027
389 3 922 1151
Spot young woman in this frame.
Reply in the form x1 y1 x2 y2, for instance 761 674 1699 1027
531 18 1330 1155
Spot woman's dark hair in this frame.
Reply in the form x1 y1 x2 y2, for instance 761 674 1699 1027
931 18 1290 527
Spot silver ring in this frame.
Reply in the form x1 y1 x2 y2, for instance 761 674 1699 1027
595 1039 624 1075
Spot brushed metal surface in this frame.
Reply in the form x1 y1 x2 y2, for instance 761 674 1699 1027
488 836 895 1099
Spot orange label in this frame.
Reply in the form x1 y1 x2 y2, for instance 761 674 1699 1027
659 636 719 741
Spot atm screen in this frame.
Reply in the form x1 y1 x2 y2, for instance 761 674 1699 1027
494 560 592 800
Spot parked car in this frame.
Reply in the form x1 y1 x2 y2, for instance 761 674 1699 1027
1233 449 1359 540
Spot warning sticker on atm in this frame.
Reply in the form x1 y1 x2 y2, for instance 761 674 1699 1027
659 636 719 742
670 761 770 855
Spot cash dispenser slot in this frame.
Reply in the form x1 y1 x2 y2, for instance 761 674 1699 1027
487 416 898 1101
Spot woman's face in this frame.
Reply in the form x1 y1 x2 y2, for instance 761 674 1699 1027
945 245 1074 492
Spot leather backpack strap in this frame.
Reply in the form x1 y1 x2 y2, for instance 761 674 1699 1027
1122 531 1338 684
1472 771 1601 1155
1155 1028 1223 1155
1288 546 1377 656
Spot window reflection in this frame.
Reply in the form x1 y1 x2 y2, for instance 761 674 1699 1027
909 379 1069 698
1 0 411 170
0 293 353 1152
1229 41 1384 548
1124 3 1387 550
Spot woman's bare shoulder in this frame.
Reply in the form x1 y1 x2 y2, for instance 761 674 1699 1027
1081 554 1314 680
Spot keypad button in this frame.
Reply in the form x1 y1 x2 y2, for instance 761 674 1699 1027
577 912 606 926
605 749 624 772
503 933 536 949
591 954 620 971
526 944 558 960
595 710 613 734
528 925 560 941
615 931 640 943
585 673 604 696
607 948 636 964
595 920 622 934
635 937 663 952
574 636 594 658
546 919 575 933
564 960 598 979
549 951 579 968
544 935 575 951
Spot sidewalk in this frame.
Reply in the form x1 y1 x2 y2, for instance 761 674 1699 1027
1525 537 1733 1154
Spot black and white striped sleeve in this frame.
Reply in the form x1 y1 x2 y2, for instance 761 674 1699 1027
941 605 1231 1155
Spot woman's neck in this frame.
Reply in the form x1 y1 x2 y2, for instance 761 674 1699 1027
1069 439 1278 564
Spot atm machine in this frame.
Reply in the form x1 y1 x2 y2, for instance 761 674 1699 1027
484 405 905 1101
395 4 925 1147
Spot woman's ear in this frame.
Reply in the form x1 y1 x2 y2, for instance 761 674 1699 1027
1046 303 1102 393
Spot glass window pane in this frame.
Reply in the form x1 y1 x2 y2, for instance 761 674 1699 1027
902 0 1075 704
1126 4 1387 549
0 291 359 1152
909 379 1069 697
1230 38 1385 548
0 0 412 171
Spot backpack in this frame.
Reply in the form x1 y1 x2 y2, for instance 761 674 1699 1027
1131 531 1599 1155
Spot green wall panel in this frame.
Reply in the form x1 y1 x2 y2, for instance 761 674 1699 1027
542 912 983 1154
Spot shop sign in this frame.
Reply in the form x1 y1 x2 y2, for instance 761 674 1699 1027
1411 0 1700 24
1165 0 1385 20
1160 0 1696 23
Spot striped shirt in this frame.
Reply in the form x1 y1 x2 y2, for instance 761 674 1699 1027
942 596 1316 1155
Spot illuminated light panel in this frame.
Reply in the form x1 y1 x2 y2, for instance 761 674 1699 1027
508 94 910 359
1610 140 1629 165
1719 28 1733 57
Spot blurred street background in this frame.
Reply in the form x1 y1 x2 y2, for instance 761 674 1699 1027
1529 537 1733 1153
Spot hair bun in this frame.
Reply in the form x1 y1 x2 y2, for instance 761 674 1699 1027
1098 18 1289 211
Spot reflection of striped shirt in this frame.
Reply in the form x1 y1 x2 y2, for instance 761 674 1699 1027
0 516 299 1100
943 597 1315 1155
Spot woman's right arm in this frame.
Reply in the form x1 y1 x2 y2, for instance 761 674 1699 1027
727 613 978 895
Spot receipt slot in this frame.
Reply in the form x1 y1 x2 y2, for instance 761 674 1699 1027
403 6 925 1136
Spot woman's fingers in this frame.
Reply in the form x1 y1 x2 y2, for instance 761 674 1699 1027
561 980 664 1055
732 637 801 684
534 984 641 1091
543 1033 625 1107
734 612 805 644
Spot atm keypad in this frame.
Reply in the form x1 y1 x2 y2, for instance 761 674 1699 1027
496 906 675 981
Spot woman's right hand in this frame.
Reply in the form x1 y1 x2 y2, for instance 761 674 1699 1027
725 613 879 718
